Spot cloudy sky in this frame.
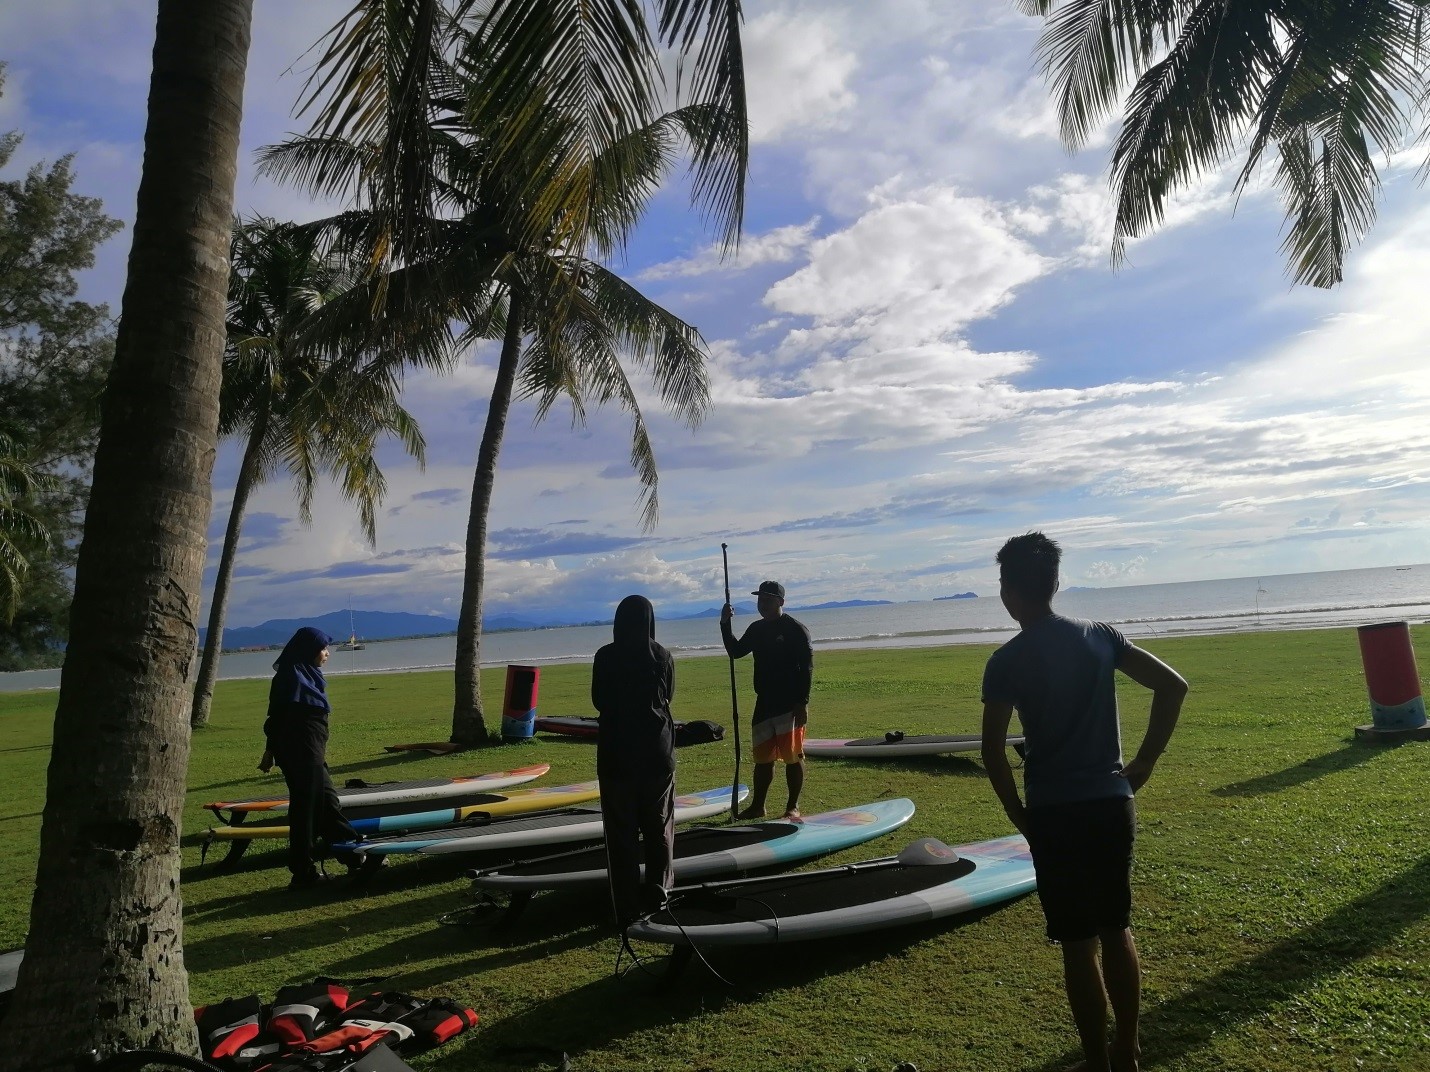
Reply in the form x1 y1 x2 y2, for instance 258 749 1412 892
6 1 1430 627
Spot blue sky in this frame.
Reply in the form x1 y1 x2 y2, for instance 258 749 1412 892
6 1 1430 627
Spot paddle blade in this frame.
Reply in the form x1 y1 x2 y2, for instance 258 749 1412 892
897 837 960 866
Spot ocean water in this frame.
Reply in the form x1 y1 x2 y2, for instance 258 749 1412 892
4 562 1430 693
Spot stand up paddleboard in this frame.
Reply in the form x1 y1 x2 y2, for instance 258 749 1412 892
0 948 22 1019
627 833 1033 955
347 784 748 859
469 798 917 922
803 732 1024 758
203 763 551 819
203 779 599 868
533 716 601 738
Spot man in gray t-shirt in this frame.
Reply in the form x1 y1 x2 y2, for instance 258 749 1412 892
981 532 1187 1072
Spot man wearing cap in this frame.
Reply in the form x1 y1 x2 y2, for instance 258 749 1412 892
720 581 814 820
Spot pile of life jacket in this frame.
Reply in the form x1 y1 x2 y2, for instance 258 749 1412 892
195 980 478 1072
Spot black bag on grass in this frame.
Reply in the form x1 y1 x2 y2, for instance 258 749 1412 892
674 720 724 747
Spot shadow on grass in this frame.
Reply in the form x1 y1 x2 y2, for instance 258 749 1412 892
810 753 991 779
184 885 464 972
184 850 481 919
187 752 435 799
0 744 50 755
426 900 1025 1070
1031 853 1430 1071
313 911 611 996
0 812 41 824
1212 740 1400 798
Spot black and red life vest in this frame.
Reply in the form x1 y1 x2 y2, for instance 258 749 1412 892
194 981 477 1072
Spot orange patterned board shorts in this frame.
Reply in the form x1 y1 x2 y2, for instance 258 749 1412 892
752 711 806 765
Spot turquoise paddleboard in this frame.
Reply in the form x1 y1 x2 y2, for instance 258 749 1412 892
626 832 1034 945
470 797 916 892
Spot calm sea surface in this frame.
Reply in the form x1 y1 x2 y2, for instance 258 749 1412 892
5 562 1430 693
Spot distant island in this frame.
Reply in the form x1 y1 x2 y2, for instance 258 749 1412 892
209 598 894 652
934 592 978 600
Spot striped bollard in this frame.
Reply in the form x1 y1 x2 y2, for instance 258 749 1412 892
1354 622 1430 741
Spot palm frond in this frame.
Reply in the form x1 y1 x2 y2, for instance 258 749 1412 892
1036 0 1188 148
657 0 749 249
1109 1 1279 261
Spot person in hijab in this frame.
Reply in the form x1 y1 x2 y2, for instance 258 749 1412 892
261 626 358 888
591 595 677 928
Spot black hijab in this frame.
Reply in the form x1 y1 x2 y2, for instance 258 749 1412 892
612 594 663 676
270 627 333 712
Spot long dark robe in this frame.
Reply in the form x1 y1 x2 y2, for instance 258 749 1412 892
592 595 676 927
264 627 356 877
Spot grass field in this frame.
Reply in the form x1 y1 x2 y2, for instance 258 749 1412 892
3 627 1430 1071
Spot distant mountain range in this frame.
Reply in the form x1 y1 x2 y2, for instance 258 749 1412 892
206 598 896 651
934 592 978 600
205 610 470 652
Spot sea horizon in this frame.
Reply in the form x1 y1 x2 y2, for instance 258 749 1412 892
5 560 1429 694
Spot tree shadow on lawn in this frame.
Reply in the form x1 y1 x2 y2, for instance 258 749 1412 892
183 885 466 973
311 915 611 997
1030 853 1430 1071
186 751 431 798
439 902 1024 1070
1212 739 1404 798
811 753 990 779
184 852 480 920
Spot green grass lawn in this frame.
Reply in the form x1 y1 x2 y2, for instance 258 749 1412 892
3 628 1430 1071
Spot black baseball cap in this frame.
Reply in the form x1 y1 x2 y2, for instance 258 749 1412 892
752 581 785 599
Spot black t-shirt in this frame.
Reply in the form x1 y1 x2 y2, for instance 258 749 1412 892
721 613 814 716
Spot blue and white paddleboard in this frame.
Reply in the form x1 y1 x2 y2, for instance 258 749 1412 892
626 833 1034 946
347 784 746 857
803 733 1023 758
469 797 916 892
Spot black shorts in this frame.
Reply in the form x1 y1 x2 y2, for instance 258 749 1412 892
1026 795 1136 944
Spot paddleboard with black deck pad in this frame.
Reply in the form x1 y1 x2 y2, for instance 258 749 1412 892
469 798 916 923
626 833 1034 958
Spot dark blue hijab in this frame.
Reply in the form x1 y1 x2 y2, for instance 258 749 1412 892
270 627 332 713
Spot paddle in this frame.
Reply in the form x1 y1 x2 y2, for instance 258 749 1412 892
721 543 742 821
670 837 962 896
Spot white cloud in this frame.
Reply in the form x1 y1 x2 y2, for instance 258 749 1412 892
743 11 858 143
637 219 821 281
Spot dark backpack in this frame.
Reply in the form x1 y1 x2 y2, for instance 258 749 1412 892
674 720 724 747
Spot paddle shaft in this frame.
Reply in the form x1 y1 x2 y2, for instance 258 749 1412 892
721 543 742 821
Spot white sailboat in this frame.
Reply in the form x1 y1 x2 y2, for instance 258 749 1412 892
341 608 365 651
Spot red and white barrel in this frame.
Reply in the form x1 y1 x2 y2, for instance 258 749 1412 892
1356 622 1427 731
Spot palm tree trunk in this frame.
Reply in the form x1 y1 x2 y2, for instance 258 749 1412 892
191 414 268 728
450 292 525 746
0 1 253 1066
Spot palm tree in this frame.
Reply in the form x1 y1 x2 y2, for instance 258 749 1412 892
1017 0 1428 287
265 0 743 745
0 1 254 1064
190 217 436 729
0 433 58 623
0 2 744 1059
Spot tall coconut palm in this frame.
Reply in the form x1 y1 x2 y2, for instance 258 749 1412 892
0 0 743 1061
0 1 253 1064
190 217 436 729
265 0 742 745
1017 0 1429 287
